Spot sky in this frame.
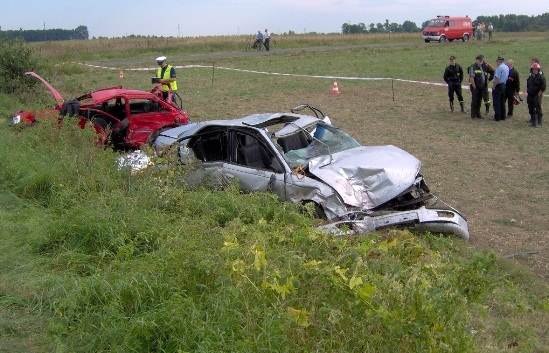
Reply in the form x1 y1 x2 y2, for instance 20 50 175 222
0 0 545 37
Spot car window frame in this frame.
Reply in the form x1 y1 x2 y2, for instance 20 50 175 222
188 127 230 163
228 127 286 174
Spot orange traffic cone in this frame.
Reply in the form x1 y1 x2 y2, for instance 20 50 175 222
331 81 340 96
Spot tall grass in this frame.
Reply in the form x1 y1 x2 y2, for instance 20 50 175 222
30 33 418 61
1 118 547 353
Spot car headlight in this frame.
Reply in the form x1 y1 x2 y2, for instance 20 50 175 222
11 114 21 125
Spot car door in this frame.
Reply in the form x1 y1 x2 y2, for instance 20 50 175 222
125 97 170 146
223 128 287 199
184 127 231 188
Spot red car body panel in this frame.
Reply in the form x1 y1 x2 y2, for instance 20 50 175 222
14 72 189 150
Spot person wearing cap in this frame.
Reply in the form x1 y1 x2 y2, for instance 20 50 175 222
468 55 486 119
492 56 509 121
504 59 520 117
526 62 546 127
155 56 178 101
443 55 465 112
479 55 495 115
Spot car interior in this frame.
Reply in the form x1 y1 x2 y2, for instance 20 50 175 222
276 131 311 153
189 128 284 172
235 132 282 171
98 97 126 120
191 131 228 162
129 99 163 114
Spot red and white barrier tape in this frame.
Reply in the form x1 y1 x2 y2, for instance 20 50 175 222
74 62 548 97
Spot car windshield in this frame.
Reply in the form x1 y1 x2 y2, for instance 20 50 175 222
428 19 445 27
275 122 360 168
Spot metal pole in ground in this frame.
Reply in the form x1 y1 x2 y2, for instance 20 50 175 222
211 62 216 88
392 79 395 102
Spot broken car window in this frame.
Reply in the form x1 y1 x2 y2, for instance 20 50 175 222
190 130 229 162
129 99 162 114
234 131 284 173
99 97 126 119
278 122 360 168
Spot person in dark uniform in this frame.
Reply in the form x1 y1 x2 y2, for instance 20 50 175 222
468 56 486 119
526 63 546 127
443 56 465 112
479 55 495 115
504 59 520 117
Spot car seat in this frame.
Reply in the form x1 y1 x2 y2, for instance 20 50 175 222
277 131 309 153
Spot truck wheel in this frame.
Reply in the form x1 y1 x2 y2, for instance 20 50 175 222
462 34 469 42
439 36 447 43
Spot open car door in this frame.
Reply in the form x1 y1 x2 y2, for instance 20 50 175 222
25 72 64 107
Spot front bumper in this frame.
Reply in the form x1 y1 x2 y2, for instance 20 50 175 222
319 206 469 240
422 35 441 41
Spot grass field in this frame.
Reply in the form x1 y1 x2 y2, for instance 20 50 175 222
1 32 549 352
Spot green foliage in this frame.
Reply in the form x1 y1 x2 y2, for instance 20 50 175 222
0 25 89 42
0 38 38 94
477 13 549 32
342 20 420 34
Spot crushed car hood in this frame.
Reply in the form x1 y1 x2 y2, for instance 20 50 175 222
308 145 421 210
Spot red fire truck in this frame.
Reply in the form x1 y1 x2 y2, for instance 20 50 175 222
422 16 473 43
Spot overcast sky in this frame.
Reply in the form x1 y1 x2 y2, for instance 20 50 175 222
0 0 545 37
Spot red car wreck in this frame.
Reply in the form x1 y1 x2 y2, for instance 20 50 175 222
11 72 189 150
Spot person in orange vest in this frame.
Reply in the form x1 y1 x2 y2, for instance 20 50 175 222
155 56 178 101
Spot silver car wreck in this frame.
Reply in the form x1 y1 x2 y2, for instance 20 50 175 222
154 105 469 240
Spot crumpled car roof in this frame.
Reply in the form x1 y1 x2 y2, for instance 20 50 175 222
157 113 319 142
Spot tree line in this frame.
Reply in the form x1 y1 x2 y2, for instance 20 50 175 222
342 20 419 34
0 25 89 41
476 13 549 32
343 13 549 34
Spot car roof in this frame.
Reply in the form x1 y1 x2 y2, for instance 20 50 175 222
159 113 320 140
90 88 158 104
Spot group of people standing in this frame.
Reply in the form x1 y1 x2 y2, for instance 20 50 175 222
444 56 546 127
253 29 271 51
473 22 494 41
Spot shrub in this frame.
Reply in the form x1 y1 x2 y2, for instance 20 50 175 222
0 37 38 94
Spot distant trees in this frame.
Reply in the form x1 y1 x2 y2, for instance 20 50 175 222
0 26 89 42
342 20 420 34
476 13 549 31
343 12 549 34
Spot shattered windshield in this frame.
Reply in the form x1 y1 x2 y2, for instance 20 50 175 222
276 122 360 168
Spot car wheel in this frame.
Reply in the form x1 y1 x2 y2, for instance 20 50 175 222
462 34 469 42
424 39 430 43
439 36 447 43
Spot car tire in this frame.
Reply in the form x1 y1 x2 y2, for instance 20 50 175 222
439 36 447 43
424 39 430 43
462 34 469 42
